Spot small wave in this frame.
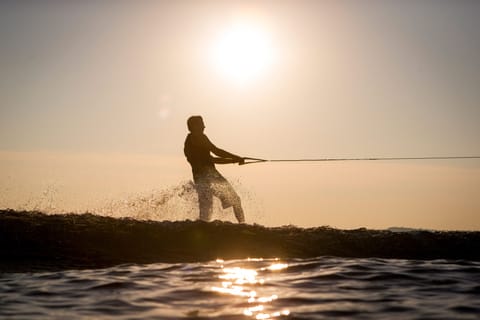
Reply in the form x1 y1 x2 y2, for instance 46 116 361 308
1 210 479 272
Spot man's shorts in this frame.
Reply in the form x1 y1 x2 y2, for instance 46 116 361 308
194 169 241 220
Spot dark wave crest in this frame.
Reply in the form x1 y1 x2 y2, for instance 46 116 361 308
1 210 479 272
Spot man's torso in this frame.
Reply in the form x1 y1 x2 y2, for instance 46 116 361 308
184 133 217 181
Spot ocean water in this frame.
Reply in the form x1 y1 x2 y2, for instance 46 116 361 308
1 257 479 319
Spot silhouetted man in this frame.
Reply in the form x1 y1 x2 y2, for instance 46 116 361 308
184 116 245 223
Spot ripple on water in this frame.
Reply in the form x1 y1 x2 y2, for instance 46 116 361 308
0 257 479 319
89 281 137 291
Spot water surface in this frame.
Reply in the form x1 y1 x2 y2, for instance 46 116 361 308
1 257 479 319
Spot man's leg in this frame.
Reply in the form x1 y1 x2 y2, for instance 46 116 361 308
213 180 245 223
196 182 213 221
233 203 245 223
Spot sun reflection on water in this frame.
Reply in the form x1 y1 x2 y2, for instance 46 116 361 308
211 259 290 319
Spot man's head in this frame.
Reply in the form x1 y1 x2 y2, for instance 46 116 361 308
187 115 205 133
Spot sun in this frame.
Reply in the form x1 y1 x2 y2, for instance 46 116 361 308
211 22 276 85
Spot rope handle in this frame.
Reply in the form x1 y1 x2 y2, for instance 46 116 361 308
240 157 268 165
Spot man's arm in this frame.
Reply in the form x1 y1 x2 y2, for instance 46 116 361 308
212 157 241 164
211 148 245 165
205 136 244 164
211 146 241 160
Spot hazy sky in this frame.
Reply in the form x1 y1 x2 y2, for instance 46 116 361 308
1 1 479 229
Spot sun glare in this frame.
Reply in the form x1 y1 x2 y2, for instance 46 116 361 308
211 260 290 319
211 22 276 85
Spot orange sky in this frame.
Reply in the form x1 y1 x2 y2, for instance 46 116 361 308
1 1 479 229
